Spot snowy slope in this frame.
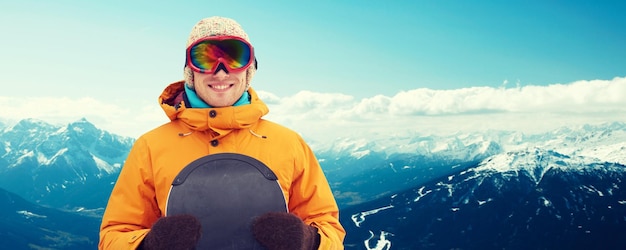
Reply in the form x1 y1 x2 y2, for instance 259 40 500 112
317 122 626 208
0 118 134 210
341 146 626 249
0 186 99 249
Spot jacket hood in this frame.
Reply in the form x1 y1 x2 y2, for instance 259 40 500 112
158 81 269 136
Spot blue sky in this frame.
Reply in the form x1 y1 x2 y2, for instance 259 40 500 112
1 0 625 140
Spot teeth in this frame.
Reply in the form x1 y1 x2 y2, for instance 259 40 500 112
211 85 230 90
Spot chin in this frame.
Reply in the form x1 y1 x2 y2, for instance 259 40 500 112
208 101 233 107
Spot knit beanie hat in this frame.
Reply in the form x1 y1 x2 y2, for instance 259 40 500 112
184 16 257 89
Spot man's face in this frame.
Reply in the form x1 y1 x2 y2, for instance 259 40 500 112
193 68 248 107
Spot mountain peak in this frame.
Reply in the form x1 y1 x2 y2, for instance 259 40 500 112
0 117 134 210
68 117 95 127
14 118 52 128
66 118 100 136
75 117 90 123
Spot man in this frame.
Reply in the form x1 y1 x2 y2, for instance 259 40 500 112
99 16 345 249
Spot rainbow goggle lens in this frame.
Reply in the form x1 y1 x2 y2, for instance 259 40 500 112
186 35 255 74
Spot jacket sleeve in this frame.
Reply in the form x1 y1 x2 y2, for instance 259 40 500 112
290 137 346 250
99 137 159 250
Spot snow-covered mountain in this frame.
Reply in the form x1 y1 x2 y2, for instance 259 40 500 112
2 117 624 213
2 117 625 249
317 122 626 208
314 122 626 161
0 118 134 212
339 140 626 249
0 187 99 249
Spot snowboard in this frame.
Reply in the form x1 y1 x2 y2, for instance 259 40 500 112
165 153 288 249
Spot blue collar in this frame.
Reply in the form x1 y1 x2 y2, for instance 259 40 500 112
184 84 250 108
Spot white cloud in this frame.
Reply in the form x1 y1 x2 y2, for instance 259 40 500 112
2 77 625 141
383 77 626 115
264 76 626 141
0 96 166 138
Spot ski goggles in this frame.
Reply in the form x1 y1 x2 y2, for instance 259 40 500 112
186 35 255 74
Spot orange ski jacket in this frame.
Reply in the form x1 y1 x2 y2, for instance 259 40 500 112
99 81 345 249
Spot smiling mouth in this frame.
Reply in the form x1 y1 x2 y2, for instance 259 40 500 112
209 84 233 90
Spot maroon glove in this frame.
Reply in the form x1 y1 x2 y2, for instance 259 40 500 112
252 212 321 250
139 214 202 250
